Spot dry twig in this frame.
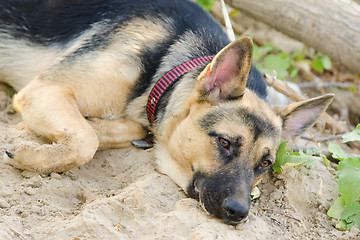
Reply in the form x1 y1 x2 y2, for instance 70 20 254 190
211 3 245 35
300 134 344 142
258 207 302 223
219 0 236 42
210 2 264 45
298 82 354 90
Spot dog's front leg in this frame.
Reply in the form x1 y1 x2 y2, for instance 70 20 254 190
87 118 147 150
8 79 99 174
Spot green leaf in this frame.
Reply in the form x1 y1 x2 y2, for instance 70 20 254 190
273 140 288 173
342 124 360 143
196 0 215 10
328 143 348 161
279 52 292 62
328 124 360 231
258 43 280 55
305 147 322 155
328 196 346 219
289 66 300 80
229 9 239 18
282 153 302 168
294 49 305 61
264 54 290 80
283 153 314 169
341 202 360 229
328 197 360 231
312 59 324 73
337 157 360 203
335 219 352 231
253 43 280 63
322 156 330 168
273 142 327 173
321 55 332 70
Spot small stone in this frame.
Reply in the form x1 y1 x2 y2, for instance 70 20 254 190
24 187 37 196
21 211 30 218
274 180 283 186
28 176 43 188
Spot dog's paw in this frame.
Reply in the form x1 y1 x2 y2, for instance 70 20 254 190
4 141 72 174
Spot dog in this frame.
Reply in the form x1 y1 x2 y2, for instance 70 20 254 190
0 0 334 224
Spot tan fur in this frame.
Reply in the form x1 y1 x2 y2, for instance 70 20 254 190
5 17 171 173
155 88 282 192
156 101 214 190
88 118 147 150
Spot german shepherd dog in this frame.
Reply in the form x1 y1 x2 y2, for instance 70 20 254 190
0 0 333 224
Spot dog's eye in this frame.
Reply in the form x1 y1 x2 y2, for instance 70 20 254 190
219 137 230 149
260 160 271 168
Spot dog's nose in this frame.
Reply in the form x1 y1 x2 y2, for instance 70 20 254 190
222 198 249 222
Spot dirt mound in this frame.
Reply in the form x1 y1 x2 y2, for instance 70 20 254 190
0 91 359 239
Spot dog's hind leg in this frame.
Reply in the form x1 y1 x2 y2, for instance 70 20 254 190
9 79 99 174
87 118 147 150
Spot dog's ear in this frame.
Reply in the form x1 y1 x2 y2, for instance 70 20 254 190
196 36 253 104
277 93 335 141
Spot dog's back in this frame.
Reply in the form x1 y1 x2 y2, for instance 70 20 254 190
0 0 266 99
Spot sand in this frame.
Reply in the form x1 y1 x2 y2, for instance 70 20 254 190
0 90 359 239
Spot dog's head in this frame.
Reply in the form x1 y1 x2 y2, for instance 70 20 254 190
155 37 334 224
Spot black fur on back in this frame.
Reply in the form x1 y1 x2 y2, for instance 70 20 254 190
0 0 267 100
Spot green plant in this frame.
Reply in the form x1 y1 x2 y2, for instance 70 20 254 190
273 140 328 174
312 52 332 73
196 0 215 10
253 43 293 81
273 126 360 231
253 43 332 81
5 88 15 98
327 124 360 231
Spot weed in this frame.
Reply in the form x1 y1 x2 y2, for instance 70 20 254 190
327 124 360 231
273 125 360 231
273 140 328 174
253 43 332 81
196 0 215 10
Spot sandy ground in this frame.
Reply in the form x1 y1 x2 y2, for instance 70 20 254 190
0 90 359 240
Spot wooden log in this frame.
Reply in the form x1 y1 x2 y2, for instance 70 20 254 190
225 0 360 73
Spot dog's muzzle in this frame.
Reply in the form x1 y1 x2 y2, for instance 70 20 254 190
189 171 252 224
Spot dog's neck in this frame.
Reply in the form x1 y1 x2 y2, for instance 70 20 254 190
123 30 230 127
147 56 214 126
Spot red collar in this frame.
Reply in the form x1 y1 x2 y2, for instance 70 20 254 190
147 55 214 125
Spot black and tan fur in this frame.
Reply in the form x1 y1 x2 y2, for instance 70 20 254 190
0 0 334 224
